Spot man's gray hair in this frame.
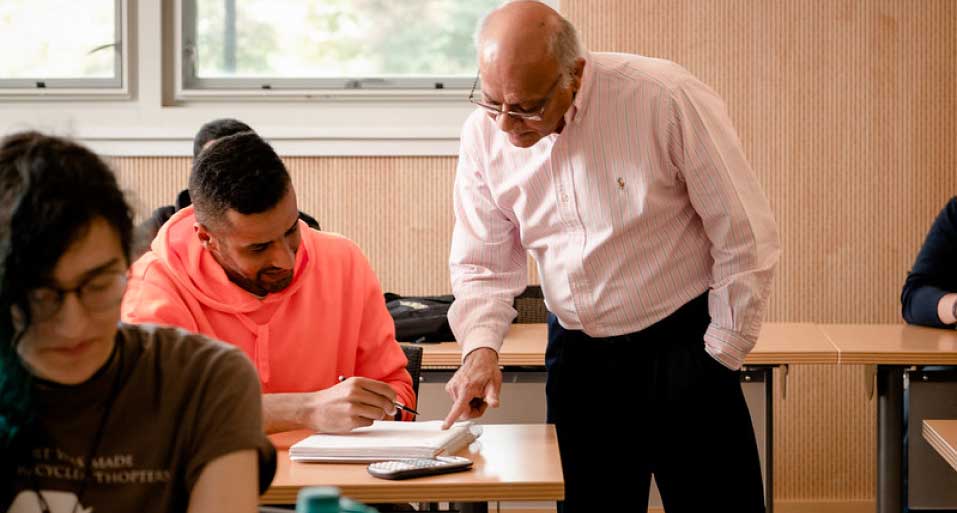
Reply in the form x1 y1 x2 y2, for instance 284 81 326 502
552 15 584 71
475 1 584 71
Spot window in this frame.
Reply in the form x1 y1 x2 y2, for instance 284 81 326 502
179 0 518 94
0 0 125 91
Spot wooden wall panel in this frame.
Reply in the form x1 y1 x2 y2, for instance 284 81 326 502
111 156 459 296
562 0 957 502
108 0 957 503
287 157 457 295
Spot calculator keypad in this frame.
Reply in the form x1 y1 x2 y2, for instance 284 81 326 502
367 456 473 480
371 459 444 471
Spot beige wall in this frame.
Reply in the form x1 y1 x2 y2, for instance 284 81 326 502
113 156 459 294
110 0 957 504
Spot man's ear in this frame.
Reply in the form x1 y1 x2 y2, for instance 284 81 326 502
570 57 586 93
194 222 214 249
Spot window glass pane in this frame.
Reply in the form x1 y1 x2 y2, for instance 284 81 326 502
194 0 500 79
0 0 117 79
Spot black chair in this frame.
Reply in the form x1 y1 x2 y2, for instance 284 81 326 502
400 343 423 399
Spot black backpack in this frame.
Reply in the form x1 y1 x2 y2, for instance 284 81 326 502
383 293 456 343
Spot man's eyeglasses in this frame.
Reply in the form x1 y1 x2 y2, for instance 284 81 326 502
27 270 128 322
468 73 563 122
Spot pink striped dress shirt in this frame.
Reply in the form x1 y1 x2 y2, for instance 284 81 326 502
449 52 780 370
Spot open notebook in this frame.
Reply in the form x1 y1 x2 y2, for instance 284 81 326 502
289 421 482 463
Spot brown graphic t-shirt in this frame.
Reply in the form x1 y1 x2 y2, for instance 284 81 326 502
4 323 276 513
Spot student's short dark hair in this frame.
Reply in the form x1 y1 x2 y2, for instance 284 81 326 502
192 118 254 158
188 131 291 228
0 131 134 452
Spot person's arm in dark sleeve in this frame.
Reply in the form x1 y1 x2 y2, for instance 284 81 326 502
902 197 957 327
131 205 176 260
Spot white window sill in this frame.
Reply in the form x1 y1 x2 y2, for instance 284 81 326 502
86 136 460 157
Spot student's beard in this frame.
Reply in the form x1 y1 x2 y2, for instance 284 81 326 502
223 266 292 296
211 250 293 297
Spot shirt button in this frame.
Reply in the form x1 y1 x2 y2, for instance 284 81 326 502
561 194 569 202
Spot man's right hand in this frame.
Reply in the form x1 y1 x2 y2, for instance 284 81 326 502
300 377 397 433
442 347 503 429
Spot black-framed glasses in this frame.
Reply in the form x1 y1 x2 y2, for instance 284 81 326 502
468 72 564 122
26 270 128 322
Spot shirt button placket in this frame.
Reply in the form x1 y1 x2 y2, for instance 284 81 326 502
560 158 592 329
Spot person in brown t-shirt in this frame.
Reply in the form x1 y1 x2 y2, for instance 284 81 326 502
0 132 275 513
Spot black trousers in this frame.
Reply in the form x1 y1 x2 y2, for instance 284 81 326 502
545 293 766 513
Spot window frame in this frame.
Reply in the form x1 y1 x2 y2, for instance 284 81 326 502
0 0 130 99
175 0 556 101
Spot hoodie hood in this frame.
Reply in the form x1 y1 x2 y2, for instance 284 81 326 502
150 206 311 314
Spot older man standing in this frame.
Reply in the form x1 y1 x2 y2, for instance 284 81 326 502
442 2 780 512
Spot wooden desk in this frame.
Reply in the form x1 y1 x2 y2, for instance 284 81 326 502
923 420 957 473
262 424 564 505
745 322 838 365
819 324 957 513
414 322 837 369
415 324 548 369
819 323 957 365
404 323 955 513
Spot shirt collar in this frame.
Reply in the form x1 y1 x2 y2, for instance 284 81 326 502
563 51 593 126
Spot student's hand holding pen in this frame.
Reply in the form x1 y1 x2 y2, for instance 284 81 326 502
339 375 419 417
300 376 398 433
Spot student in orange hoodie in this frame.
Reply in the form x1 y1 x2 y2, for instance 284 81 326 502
121 131 414 434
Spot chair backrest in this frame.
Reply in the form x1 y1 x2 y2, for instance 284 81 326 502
400 344 423 400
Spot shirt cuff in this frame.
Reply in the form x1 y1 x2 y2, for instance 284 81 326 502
460 325 505 363
704 323 757 370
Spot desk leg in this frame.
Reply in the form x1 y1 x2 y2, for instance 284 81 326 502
743 365 775 513
877 365 904 513
764 366 774 513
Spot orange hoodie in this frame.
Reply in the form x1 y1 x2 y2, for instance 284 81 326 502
121 207 414 412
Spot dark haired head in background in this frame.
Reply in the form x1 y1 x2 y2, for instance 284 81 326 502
189 131 302 296
0 131 133 451
192 118 253 159
132 119 318 259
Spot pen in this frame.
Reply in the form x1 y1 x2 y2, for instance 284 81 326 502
338 375 419 416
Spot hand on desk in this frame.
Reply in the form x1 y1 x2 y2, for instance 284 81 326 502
302 377 398 433
442 347 502 429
